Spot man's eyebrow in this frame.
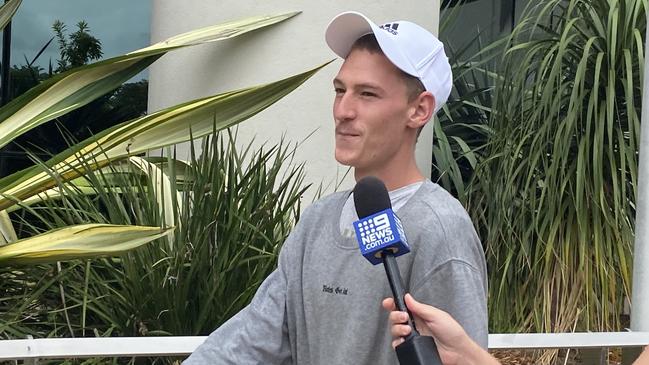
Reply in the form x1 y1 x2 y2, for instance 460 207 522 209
353 83 382 91
332 78 382 91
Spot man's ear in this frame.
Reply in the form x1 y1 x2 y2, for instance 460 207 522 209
407 91 436 129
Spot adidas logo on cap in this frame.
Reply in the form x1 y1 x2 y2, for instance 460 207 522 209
380 23 399 35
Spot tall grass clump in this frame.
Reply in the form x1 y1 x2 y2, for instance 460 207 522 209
481 0 645 335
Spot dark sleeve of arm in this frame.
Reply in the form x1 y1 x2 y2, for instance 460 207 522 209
183 236 296 365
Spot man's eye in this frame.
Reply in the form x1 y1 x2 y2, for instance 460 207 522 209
334 88 345 95
361 91 377 97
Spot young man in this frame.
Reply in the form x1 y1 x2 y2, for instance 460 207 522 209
184 11 487 364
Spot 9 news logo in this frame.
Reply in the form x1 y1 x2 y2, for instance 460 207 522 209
354 208 410 265
357 213 394 249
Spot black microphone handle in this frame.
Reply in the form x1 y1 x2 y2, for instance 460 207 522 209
382 251 443 365
381 251 419 337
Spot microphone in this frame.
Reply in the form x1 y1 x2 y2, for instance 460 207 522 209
352 176 442 365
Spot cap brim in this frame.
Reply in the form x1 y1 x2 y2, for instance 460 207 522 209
325 12 377 59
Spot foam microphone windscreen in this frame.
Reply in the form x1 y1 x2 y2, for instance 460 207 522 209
353 176 392 218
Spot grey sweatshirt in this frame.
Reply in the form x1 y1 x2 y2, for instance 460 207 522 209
184 180 488 364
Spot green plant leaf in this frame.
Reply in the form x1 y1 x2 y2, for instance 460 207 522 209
0 224 173 265
128 156 181 245
0 210 17 245
4 184 101 213
0 0 21 30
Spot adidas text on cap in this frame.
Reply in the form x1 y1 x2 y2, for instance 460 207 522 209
325 11 452 113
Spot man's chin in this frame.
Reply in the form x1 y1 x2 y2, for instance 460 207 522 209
334 153 357 167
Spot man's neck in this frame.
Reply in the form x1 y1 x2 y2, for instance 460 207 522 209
354 159 425 191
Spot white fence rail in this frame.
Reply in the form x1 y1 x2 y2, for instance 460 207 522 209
0 336 205 360
0 333 647 361
489 332 649 349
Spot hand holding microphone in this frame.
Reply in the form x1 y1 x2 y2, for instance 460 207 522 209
352 176 442 365
383 294 500 365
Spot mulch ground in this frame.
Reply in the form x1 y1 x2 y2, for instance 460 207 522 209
490 348 628 365
491 350 538 364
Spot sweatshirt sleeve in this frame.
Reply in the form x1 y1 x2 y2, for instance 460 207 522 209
411 259 489 348
183 244 293 364
407 201 489 349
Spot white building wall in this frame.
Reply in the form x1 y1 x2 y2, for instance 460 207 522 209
149 1 440 203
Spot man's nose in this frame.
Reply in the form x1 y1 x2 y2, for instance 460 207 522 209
334 93 356 122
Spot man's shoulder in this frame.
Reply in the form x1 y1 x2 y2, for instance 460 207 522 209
297 190 349 223
407 181 469 221
404 182 486 284
305 190 350 212
404 181 480 247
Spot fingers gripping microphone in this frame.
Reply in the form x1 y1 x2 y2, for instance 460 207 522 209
353 176 442 365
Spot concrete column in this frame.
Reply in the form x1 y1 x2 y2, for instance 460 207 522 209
149 1 440 203
631 24 649 333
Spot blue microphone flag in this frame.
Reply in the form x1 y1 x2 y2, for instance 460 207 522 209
353 207 410 265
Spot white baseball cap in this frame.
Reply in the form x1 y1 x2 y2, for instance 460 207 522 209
325 11 452 113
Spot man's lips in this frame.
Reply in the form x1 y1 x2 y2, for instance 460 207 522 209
336 130 361 137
